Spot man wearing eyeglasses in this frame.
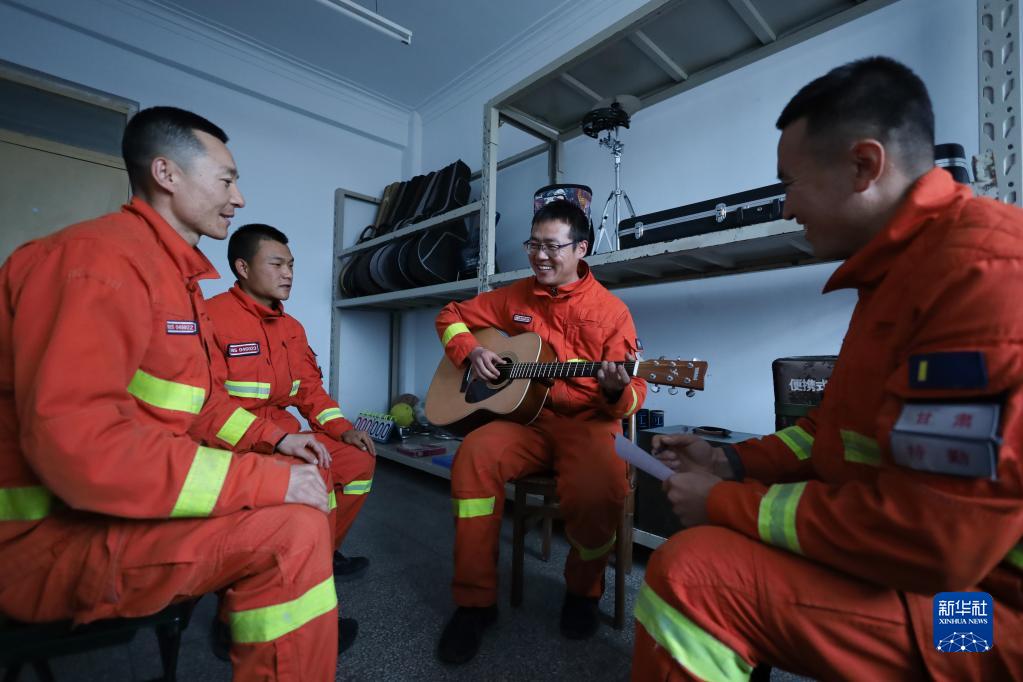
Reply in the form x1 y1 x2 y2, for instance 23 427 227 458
433 199 647 664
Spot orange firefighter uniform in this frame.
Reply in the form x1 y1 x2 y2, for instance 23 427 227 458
436 262 646 606
0 199 339 681
206 283 375 549
633 169 1023 681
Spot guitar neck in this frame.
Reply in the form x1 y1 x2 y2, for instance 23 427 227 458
498 360 636 380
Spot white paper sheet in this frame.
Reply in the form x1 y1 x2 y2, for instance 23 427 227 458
614 434 674 481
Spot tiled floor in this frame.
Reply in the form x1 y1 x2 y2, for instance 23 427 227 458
3 458 809 681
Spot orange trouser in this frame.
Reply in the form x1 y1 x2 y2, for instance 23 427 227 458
631 526 1023 682
319 433 375 549
450 411 628 606
0 504 338 681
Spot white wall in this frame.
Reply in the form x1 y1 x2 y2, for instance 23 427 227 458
401 0 979 434
0 0 410 417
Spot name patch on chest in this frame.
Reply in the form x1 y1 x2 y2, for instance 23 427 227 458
512 313 533 324
227 342 261 357
166 320 197 335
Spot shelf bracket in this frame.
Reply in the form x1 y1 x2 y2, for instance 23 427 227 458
725 0 777 44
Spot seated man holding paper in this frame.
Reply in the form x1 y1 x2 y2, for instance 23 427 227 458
632 57 1023 682
433 198 647 663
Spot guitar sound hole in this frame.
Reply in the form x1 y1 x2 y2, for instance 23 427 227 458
463 357 513 404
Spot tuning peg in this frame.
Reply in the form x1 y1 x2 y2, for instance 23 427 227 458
668 387 679 395
686 389 696 398
650 384 661 393
647 373 657 381
687 361 694 369
684 377 692 384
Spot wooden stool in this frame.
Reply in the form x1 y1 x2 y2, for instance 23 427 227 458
510 467 636 629
0 600 195 682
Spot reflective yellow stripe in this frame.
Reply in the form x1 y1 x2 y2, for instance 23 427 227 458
775 425 813 461
290 380 300 397
0 486 54 521
328 490 337 511
316 407 344 425
342 479 373 495
565 358 588 362
757 482 807 554
1005 544 1023 572
442 322 470 346
841 430 881 466
635 583 753 681
128 369 205 414
451 496 495 518
229 576 337 644
216 407 257 447
224 380 270 399
567 530 617 561
624 385 640 418
917 360 928 383
170 446 231 518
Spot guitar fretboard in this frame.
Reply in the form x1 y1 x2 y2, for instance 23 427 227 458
495 361 637 380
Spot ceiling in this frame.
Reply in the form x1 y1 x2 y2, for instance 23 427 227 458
156 0 566 109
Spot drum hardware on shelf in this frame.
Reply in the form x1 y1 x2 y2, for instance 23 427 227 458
582 95 640 254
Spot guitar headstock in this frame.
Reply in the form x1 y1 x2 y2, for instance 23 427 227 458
635 358 707 391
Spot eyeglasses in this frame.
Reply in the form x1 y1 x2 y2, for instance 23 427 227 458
523 240 578 256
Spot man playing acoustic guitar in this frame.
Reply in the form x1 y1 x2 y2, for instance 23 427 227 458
433 198 647 664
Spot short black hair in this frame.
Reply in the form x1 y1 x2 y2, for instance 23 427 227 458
531 199 590 245
228 223 289 279
776 56 935 172
122 106 228 194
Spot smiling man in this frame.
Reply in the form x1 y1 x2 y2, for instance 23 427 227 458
433 199 647 664
0 106 346 680
631 57 1023 681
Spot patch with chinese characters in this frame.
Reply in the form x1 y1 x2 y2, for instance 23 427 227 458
166 320 197 335
227 342 261 357
890 402 1000 479
909 351 987 389
512 313 532 324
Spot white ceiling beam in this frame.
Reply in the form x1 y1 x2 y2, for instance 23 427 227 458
628 30 688 82
725 0 776 44
559 73 603 102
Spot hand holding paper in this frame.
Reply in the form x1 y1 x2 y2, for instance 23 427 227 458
614 434 674 481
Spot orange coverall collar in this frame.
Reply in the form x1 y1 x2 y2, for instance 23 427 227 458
824 168 972 294
228 282 285 319
123 197 219 284
531 261 596 298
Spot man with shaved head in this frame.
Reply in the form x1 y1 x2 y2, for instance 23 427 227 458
632 57 1023 681
0 106 352 679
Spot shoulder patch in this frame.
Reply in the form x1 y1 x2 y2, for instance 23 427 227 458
909 351 987 390
166 320 197 335
512 313 533 324
890 402 1000 479
227 342 261 357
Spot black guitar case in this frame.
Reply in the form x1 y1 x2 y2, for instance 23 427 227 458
618 183 785 249
407 219 469 286
427 160 471 217
369 238 416 292
395 171 439 229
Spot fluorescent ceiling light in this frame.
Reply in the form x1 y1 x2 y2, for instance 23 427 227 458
314 0 412 45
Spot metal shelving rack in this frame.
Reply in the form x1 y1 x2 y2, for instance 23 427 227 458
330 0 1023 545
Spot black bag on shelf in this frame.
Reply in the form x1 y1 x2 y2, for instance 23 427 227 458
618 183 785 249
350 248 385 296
372 181 402 232
380 175 424 233
426 160 471 218
395 171 439 229
369 238 416 292
405 218 468 286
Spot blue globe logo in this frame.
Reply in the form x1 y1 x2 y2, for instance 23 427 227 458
936 632 991 653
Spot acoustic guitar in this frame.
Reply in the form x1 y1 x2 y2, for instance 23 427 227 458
425 327 707 436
